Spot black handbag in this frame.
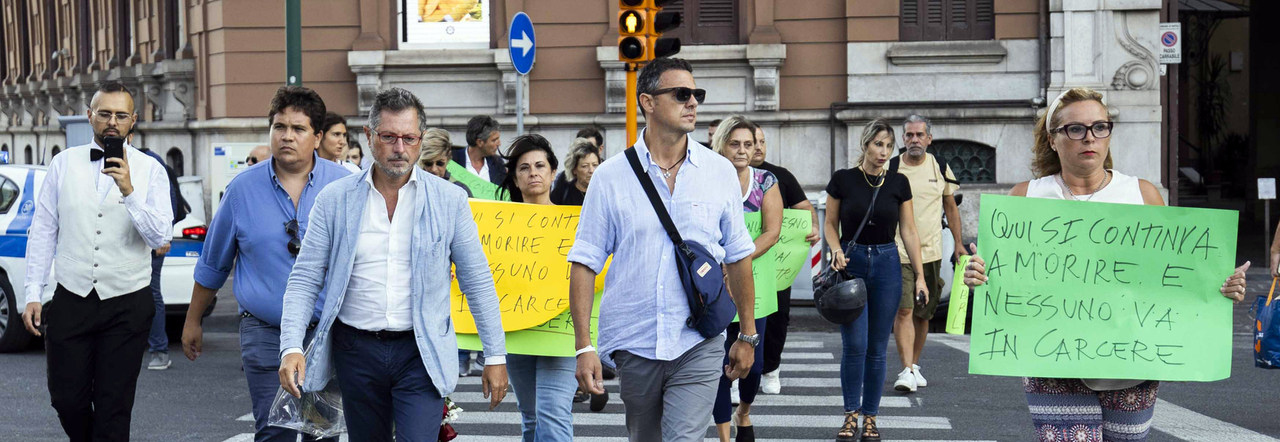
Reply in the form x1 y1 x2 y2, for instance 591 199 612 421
625 148 737 339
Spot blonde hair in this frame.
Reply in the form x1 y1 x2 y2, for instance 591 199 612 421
564 138 601 183
710 115 757 157
854 119 895 168
418 128 452 168
1032 87 1113 178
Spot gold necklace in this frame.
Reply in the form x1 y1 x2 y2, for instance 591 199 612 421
861 167 886 188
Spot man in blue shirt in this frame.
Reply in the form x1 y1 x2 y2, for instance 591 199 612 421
569 57 760 442
180 86 350 442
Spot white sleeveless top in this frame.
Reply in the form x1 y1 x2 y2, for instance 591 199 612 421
1026 170 1146 391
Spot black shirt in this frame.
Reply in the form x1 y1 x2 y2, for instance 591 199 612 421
757 161 807 208
825 168 912 245
550 171 587 206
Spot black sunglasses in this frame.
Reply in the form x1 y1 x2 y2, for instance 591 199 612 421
649 87 706 104
420 159 448 168
284 219 301 257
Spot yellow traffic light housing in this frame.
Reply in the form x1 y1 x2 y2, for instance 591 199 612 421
617 0 649 62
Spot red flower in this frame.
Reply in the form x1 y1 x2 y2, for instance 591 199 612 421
439 423 457 442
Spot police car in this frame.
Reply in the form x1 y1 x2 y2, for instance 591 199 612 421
0 164 211 352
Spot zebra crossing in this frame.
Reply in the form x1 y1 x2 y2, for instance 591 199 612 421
442 332 991 441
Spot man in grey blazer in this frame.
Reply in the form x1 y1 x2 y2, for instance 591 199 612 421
277 87 509 441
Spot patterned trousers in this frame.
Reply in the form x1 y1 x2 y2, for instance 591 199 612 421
1023 377 1160 442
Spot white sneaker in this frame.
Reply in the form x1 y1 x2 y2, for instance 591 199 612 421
730 379 741 405
761 369 781 394
893 367 917 392
913 364 927 387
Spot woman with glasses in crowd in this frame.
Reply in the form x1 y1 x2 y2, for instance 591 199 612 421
496 134 577 442
550 138 601 206
960 86 1250 442
418 128 472 197
708 115 782 442
825 118 928 442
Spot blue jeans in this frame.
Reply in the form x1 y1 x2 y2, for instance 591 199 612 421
239 315 332 442
507 355 577 442
147 253 167 353
838 242 902 416
331 320 444 442
713 317 766 424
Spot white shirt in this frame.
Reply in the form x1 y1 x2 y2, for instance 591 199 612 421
25 142 174 304
342 162 361 174
337 171 418 331
464 148 491 182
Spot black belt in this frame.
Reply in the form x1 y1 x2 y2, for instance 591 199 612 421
335 320 414 340
241 311 318 330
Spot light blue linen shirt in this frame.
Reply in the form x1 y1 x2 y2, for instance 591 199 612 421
567 128 755 363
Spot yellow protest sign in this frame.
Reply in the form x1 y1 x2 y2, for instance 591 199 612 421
458 292 603 357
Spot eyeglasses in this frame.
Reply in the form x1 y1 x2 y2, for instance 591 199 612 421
284 219 301 257
1052 122 1114 140
94 110 134 122
420 159 448 169
372 129 422 147
648 87 706 105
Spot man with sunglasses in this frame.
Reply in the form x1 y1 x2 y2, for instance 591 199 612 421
22 80 173 442
569 57 759 442
181 86 350 442
277 87 509 441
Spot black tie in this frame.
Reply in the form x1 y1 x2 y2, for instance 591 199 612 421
89 149 104 161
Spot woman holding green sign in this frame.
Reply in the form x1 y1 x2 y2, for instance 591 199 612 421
496 134 578 442
709 116 783 442
962 86 1250 442
418 128 473 198
824 118 929 442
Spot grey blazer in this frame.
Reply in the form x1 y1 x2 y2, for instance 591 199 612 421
279 167 506 396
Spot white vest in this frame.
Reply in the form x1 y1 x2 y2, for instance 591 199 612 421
54 144 155 299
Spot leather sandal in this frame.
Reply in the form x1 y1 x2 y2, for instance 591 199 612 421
861 415 881 442
835 412 859 442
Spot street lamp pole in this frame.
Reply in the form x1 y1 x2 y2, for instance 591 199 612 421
286 0 302 86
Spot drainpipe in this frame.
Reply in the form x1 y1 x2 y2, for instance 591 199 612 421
1039 0 1050 100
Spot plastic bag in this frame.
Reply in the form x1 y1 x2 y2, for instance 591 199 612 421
1254 277 1280 369
267 344 346 437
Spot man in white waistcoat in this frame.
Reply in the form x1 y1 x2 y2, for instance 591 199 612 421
21 80 174 442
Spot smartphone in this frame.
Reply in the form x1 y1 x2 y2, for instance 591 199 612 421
915 290 927 305
102 136 125 163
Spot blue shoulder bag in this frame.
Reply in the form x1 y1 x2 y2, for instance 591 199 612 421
625 147 737 338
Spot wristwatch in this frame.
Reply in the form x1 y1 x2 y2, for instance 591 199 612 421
737 333 761 348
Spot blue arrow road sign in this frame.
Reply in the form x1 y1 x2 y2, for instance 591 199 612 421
508 12 536 75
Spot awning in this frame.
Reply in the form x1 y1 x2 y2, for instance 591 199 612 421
1179 0 1249 17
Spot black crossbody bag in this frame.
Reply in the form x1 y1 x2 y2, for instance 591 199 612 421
625 148 737 338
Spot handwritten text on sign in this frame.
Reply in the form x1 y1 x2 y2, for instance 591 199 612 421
971 195 1237 382
744 209 813 289
459 292 602 357
451 201 584 332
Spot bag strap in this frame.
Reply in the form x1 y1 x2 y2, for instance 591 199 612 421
626 148 686 247
849 170 882 246
1268 277 1277 307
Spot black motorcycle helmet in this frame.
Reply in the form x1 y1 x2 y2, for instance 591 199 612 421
812 268 867 325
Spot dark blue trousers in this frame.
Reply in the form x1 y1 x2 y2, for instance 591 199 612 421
331 320 445 442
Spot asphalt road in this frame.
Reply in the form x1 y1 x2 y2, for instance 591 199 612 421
1 277 1278 441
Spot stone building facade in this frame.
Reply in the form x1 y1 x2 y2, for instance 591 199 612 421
0 0 1175 236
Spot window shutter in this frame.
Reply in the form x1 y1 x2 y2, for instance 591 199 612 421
922 0 946 42
947 0 972 40
900 0 922 41
974 0 995 40
691 0 738 45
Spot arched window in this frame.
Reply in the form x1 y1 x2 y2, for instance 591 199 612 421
166 147 184 177
933 139 996 184
24 146 33 164
1 144 8 164
51 145 61 157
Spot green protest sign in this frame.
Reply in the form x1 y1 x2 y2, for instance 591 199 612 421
971 195 1238 382
458 292 602 357
946 255 971 335
744 209 812 289
739 212 778 321
447 161 508 201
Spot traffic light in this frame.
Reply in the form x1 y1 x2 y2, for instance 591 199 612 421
618 0 647 62
617 0 682 62
647 0 681 60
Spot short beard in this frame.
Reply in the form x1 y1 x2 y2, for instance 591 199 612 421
906 146 927 157
376 160 411 179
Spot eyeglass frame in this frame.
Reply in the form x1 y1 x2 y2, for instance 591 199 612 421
92 109 135 123
1050 121 1114 141
371 129 423 147
284 219 301 257
419 158 449 169
646 87 706 105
